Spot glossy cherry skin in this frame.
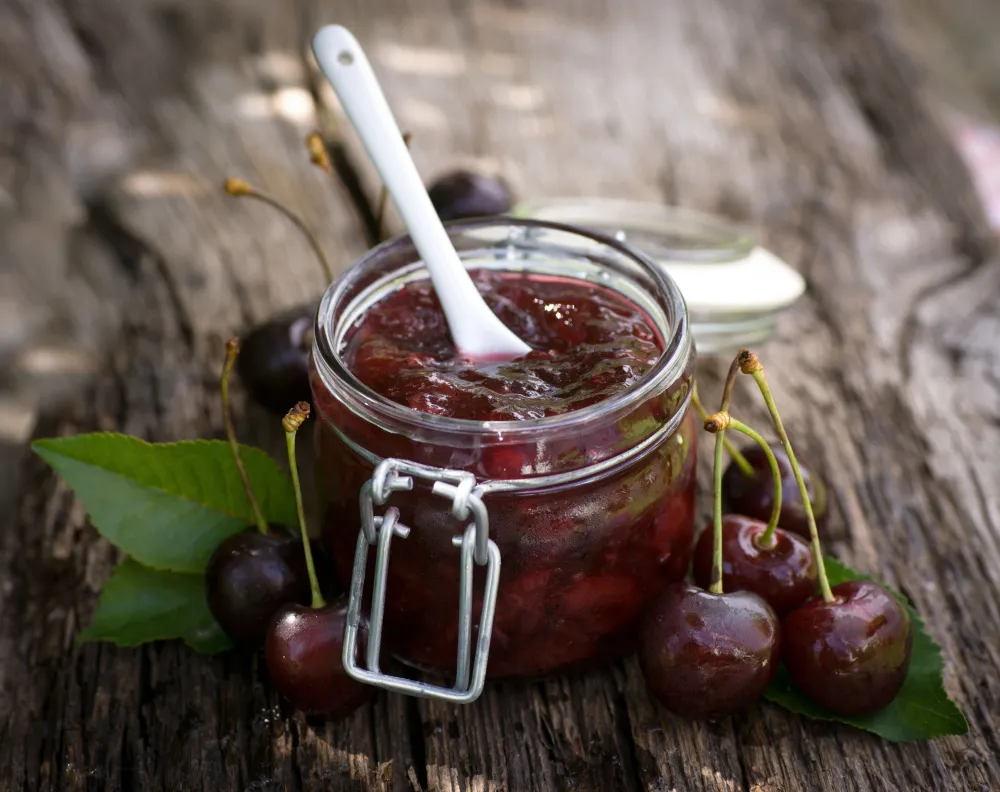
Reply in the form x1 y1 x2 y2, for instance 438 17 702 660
783 579 912 716
692 515 818 617
237 303 315 414
637 583 781 718
265 599 374 717
206 530 310 646
722 444 828 538
427 170 512 221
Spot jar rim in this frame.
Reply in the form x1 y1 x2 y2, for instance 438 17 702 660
313 217 692 437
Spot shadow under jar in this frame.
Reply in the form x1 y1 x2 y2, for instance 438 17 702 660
310 219 696 700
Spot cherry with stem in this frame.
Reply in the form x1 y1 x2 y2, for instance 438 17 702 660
737 350 832 602
695 411 816 617
738 348 913 716
206 340 309 646
635 356 781 718
265 403 374 717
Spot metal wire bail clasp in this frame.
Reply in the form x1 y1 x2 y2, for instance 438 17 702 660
342 458 502 703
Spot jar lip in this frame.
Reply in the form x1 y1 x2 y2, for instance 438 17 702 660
313 216 692 436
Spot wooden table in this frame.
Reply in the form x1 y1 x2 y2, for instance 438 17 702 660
2 0 999 789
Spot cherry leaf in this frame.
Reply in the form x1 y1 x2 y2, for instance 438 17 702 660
79 560 232 654
764 556 968 742
33 434 295 573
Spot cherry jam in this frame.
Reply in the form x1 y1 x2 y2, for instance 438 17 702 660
342 271 663 421
311 220 696 680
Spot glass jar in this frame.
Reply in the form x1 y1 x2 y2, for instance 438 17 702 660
310 218 696 702
515 199 806 356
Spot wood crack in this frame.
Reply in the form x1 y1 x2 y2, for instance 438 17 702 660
405 696 430 792
85 200 195 350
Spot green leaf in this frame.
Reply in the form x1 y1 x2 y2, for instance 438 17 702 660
33 434 295 573
80 559 233 654
764 556 968 742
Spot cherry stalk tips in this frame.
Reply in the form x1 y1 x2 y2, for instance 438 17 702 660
282 402 311 433
224 177 253 196
704 411 731 433
306 133 332 174
738 349 762 375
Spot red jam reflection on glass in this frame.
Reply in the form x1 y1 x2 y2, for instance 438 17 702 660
312 262 696 679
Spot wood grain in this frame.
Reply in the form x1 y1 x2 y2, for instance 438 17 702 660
2 0 999 789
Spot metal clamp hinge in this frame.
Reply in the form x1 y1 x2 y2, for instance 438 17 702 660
342 458 501 703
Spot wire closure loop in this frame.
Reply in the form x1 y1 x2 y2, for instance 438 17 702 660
342 458 501 703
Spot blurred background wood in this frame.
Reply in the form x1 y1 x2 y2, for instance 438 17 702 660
1 0 999 789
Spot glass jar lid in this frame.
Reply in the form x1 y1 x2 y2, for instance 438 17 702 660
513 198 805 355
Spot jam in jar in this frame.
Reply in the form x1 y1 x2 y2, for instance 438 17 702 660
311 219 696 691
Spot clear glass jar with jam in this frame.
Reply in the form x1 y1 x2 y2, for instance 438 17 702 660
310 219 696 703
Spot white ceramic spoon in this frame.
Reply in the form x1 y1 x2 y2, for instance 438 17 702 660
312 25 531 361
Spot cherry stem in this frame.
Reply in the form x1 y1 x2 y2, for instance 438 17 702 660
710 427 726 595
719 355 741 413
283 402 325 609
739 350 834 602
306 132 374 247
374 131 412 243
693 383 753 476
221 338 269 535
723 416 782 547
223 178 333 283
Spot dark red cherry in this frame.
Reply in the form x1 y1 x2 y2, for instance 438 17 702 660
427 170 512 221
206 530 310 646
637 583 781 718
783 579 912 715
721 444 828 538
237 303 316 414
692 515 817 617
265 598 374 718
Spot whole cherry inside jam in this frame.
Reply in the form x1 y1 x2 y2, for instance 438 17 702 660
342 269 662 420
315 267 696 678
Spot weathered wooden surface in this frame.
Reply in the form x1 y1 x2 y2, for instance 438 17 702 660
2 0 1000 790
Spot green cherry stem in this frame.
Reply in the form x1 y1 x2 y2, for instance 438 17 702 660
693 382 753 476
719 354 742 413
705 413 729 594
222 338 269 535
224 177 333 283
739 349 834 603
707 413 782 548
283 402 325 609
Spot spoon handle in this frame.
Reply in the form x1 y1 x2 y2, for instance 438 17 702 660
312 25 530 358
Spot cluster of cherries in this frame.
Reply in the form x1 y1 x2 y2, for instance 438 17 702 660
207 141 513 717
637 353 913 718
207 340 371 717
